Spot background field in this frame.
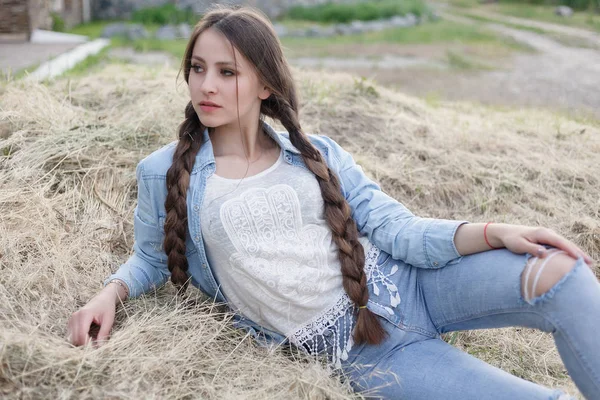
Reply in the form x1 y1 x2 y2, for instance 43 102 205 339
1 61 598 398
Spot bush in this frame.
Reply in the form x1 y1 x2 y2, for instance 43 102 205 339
285 0 431 23
131 3 198 25
51 11 65 32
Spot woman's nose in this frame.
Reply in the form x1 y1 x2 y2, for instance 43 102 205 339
200 72 217 94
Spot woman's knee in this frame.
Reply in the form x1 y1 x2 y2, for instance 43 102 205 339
521 249 578 304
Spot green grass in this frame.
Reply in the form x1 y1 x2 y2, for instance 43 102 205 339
285 0 431 23
465 13 549 34
446 49 495 70
65 21 163 39
278 18 332 30
372 19 518 44
280 19 532 52
130 3 199 25
108 37 187 59
58 46 114 78
65 20 113 38
447 0 480 8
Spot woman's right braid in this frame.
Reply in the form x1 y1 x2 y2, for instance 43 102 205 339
163 101 204 292
270 97 386 345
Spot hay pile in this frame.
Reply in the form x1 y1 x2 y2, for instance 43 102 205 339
1 62 598 399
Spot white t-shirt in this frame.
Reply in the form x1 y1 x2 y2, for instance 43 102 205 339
200 147 372 338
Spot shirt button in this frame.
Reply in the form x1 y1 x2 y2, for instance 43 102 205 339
433 261 439 266
194 235 200 242
202 263 207 269
193 205 199 212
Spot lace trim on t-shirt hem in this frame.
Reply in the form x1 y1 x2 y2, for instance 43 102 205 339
287 241 383 370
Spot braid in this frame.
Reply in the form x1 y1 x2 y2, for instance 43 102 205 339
163 101 204 292
269 97 386 345
166 4 384 342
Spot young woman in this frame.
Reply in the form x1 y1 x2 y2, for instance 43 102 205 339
67 5 600 399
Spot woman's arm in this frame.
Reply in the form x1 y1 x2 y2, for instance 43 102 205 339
454 222 505 256
318 135 594 268
67 160 169 347
455 222 594 267
67 280 128 347
103 161 171 297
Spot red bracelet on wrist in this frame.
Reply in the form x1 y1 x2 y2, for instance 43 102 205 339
484 222 500 250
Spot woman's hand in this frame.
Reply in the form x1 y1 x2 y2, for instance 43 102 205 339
67 285 120 347
493 224 594 267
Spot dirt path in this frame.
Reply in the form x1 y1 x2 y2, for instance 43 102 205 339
429 12 600 120
297 9 600 122
453 7 600 48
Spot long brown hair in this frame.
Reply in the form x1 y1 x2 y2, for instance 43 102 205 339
164 4 385 345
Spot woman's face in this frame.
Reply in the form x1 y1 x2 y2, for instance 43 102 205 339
188 27 271 131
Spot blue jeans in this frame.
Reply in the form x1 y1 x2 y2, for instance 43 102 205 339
319 247 600 399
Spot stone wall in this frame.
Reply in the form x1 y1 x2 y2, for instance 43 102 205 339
0 0 52 42
0 0 30 41
92 0 355 21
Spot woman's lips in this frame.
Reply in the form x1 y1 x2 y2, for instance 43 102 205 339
199 104 221 112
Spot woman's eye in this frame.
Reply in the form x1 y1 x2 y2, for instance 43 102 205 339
190 65 234 76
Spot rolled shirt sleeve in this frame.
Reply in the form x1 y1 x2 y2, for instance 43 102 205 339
423 218 468 268
321 134 469 269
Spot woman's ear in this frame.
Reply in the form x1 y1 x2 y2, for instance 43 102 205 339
259 86 271 100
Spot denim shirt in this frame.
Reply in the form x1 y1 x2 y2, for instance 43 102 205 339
105 121 468 346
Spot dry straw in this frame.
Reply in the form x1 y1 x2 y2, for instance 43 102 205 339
1 62 598 399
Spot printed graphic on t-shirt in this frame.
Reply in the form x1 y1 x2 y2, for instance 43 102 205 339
220 184 334 305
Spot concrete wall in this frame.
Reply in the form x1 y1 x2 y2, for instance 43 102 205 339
29 0 54 31
63 0 83 28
